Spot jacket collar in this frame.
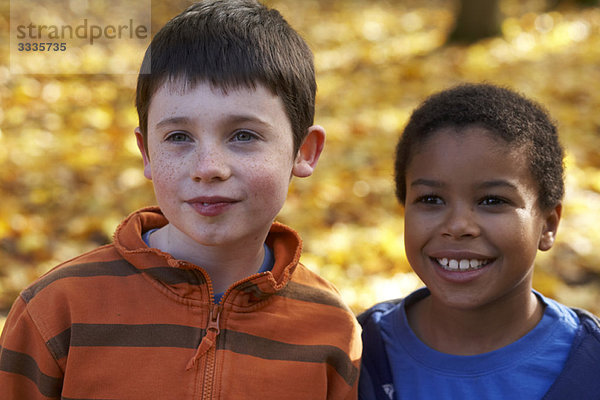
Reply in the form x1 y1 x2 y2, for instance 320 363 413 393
113 206 303 307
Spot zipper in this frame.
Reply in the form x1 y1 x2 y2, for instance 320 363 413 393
202 304 221 400
186 303 222 370
183 263 271 397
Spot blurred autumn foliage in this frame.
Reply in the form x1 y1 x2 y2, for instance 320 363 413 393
1 0 600 332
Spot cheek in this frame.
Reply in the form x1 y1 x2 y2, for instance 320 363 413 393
245 156 293 204
149 158 181 201
248 166 290 198
403 214 428 258
151 166 177 189
149 148 185 180
404 209 436 237
482 213 540 265
508 215 541 254
255 151 294 181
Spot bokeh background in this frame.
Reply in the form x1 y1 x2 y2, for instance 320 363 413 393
1 0 600 331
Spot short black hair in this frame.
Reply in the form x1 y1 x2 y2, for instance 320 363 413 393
136 0 316 154
395 83 564 210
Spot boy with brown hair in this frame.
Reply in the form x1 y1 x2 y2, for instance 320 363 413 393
0 1 361 398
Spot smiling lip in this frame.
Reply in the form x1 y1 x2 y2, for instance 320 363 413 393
186 196 238 217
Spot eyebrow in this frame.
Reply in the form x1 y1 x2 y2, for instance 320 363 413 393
410 178 443 188
226 114 274 129
409 178 519 190
155 116 192 130
478 179 519 190
154 114 274 131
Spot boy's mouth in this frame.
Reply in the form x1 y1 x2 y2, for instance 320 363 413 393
433 257 492 272
187 196 237 205
186 196 239 217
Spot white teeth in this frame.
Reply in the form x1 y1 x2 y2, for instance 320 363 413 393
435 258 489 271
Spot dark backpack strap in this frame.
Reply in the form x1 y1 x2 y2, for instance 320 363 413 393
542 308 600 400
358 301 402 400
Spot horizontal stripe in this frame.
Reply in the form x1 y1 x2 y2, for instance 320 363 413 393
22 260 138 303
22 260 205 303
237 281 275 302
47 327 72 360
47 323 357 385
278 281 352 311
148 266 206 286
0 346 63 398
220 330 358 386
69 324 204 348
237 281 351 310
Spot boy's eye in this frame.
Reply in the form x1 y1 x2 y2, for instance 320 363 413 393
166 132 190 142
415 194 444 205
232 130 257 142
480 196 507 206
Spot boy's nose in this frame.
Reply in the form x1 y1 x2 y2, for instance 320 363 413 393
442 205 480 238
190 146 231 182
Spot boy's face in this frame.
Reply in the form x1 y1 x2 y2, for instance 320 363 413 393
403 126 560 311
135 81 324 250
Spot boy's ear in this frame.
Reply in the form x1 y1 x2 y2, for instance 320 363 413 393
134 127 153 180
539 203 562 251
292 125 326 178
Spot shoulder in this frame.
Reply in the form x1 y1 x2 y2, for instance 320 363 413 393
556 306 600 368
542 307 600 399
289 262 340 293
570 307 600 344
539 293 600 339
357 295 413 400
357 299 402 328
286 263 356 315
17 244 138 337
2 244 133 352
21 243 133 304
277 263 362 384
282 264 362 353
358 288 428 328
571 308 600 329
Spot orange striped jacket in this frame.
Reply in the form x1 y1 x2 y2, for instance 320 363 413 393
0 207 361 399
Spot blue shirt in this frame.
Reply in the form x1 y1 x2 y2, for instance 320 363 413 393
142 229 274 303
376 288 578 399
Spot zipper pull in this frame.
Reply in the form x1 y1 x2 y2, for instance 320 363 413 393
186 305 221 370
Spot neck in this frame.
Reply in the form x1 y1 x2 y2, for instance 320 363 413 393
149 223 267 293
407 289 544 355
